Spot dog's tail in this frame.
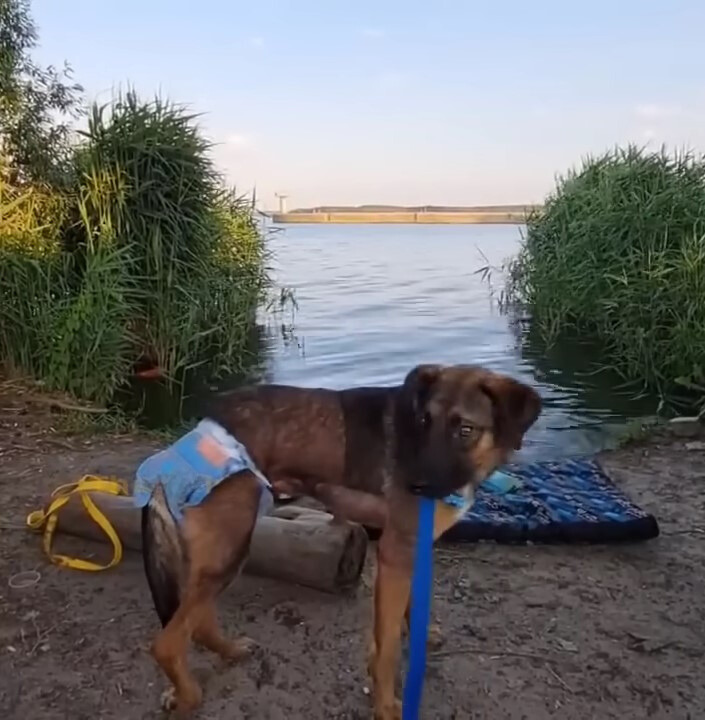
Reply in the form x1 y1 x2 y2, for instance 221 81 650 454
141 483 184 628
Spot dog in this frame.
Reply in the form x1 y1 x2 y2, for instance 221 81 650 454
140 364 541 719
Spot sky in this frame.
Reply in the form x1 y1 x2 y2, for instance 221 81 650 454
31 0 705 210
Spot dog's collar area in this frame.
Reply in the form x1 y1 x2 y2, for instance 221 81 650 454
441 492 466 509
409 488 467 508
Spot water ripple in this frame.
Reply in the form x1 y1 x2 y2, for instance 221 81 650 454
266 223 657 460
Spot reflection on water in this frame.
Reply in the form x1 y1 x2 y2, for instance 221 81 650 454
256 223 659 461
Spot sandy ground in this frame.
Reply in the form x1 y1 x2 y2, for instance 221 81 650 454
1 392 704 719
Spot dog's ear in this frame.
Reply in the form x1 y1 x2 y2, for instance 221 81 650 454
481 375 541 450
400 364 443 421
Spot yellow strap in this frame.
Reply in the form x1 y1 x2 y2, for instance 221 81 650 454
26 475 128 572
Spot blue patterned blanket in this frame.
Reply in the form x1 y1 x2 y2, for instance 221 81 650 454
443 458 659 544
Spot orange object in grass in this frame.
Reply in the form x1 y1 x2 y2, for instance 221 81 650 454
134 366 164 380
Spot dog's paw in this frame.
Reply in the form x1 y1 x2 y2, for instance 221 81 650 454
373 698 402 720
160 686 177 712
366 641 377 679
427 621 444 649
221 635 257 662
160 684 202 717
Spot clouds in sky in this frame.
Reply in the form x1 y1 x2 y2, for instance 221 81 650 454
30 0 705 209
634 103 683 120
226 133 253 149
631 102 703 147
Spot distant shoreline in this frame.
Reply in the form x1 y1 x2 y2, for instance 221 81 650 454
269 204 540 225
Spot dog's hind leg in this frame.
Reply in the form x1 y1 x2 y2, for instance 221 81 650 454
151 585 209 716
145 471 262 716
187 471 262 662
154 576 253 714
142 486 201 715
193 600 256 662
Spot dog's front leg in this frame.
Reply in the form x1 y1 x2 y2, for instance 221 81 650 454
369 529 413 720
404 602 443 649
314 484 388 528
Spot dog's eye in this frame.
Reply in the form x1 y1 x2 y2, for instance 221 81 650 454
459 424 479 441
421 412 432 428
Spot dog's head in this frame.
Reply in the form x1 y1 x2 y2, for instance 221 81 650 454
395 364 541 499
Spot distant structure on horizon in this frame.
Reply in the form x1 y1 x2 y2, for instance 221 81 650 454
266 203 541 225
288 203 539 214
274 193 289 213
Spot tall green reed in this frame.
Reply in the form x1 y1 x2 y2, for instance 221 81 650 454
76 92 269 384
1 91 270 411
507 145 705 403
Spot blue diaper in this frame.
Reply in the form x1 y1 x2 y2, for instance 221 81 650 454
133 419 273 522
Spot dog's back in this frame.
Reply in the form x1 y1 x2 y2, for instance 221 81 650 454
206 383 398 496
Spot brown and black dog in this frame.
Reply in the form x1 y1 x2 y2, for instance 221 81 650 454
141 364 541 719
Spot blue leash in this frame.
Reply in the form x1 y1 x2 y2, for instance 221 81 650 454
401 473 514 719
402 496 436 720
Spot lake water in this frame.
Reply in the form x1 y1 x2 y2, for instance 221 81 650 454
261 223 658 462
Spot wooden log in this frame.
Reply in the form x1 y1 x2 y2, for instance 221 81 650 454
47 492 368 593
